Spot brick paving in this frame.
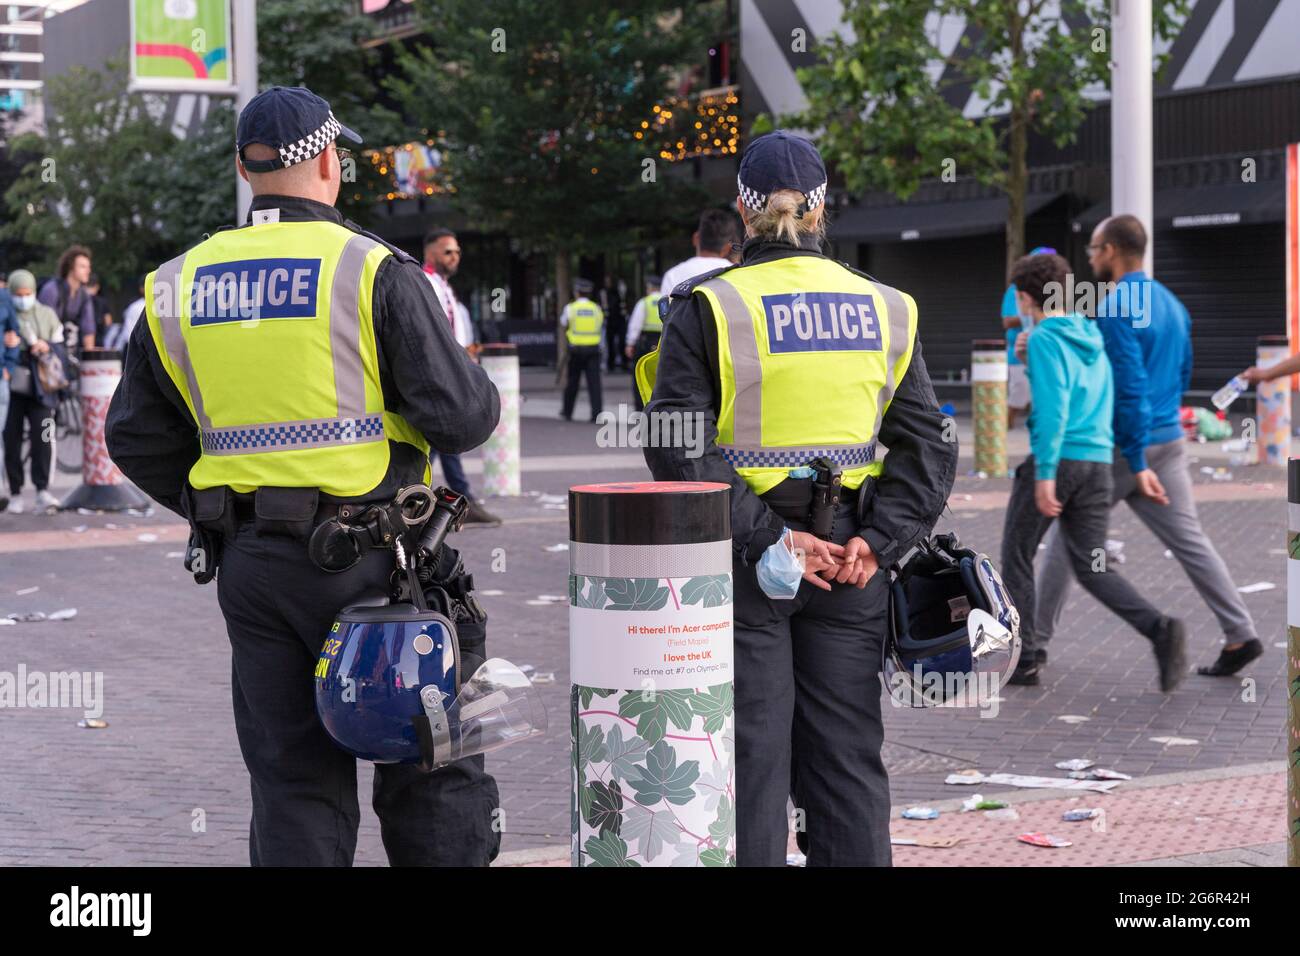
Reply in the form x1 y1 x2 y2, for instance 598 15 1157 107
0 391 1289 865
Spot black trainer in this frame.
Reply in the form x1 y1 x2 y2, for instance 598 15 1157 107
1196 638 1263 677
1150 616 1188 693
1035 647 1048 665
1008 660 1040 686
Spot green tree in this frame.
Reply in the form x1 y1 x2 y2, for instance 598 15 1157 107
388 0 722 308
779 0 1188 274
0 108 43 275
0 64 183 299
1 0 399 299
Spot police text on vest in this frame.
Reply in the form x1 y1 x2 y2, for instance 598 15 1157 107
763 292 883 353
190 257 322 325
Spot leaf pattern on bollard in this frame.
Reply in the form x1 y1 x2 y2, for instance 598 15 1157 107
572 571 735 866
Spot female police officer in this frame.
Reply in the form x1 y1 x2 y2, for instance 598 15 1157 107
643 131 956 866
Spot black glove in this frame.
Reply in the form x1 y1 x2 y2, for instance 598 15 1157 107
184 525 222 585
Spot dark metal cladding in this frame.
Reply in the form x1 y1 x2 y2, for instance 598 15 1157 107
1289 458 1300 506
569 481 730 546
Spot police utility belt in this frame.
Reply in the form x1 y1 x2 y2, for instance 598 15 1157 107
182 484 471 587
759 456 874 540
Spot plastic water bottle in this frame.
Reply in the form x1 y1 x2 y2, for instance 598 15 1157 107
1211 375 1248 411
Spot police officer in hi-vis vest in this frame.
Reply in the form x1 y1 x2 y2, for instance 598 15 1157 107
623 274 663 411
559 278 605 422
643 131 956 866
105 87 503 866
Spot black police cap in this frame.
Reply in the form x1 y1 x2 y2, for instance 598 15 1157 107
236 86 362 173
737 130 828 213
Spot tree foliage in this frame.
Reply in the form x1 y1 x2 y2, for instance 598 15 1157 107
0 64 192 296
779 0 1189 271
388 0 722 287
1 0 400 297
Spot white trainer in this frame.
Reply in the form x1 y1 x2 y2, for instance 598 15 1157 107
35 490 59 511
5 497 24 514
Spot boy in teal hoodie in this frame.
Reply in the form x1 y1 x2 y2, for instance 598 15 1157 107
1000 253 1185 691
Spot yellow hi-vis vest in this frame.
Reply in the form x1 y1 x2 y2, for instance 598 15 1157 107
144 219 431 498
563 298 604 346
640 292 664 333
691 255 917 495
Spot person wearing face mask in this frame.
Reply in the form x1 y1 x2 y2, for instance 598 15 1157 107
641 131 956 866
1 277 19 512
3 269 65 514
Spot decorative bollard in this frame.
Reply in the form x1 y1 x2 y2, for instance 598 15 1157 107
1289 459 1300 868
63 350 148 512
971 338 1008 477
1256 335 1291 467
569 481 735 867
479 343 521 497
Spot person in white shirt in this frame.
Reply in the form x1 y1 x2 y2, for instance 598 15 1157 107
422 228 500 525
104 276 145 354
657 208 740 302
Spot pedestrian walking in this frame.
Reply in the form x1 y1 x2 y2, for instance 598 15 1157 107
1032 215 1260 677
38 245 96 353
3 269 65 514
422 227 501 525
1002 251 1186 690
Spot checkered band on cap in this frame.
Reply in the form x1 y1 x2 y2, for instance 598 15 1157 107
737 174 829 213
278 112 342 169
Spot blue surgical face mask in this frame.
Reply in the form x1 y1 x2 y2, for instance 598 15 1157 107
756 528 803 600
14 294 35 312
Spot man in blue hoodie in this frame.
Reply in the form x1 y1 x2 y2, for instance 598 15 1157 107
1001 252 1185 690
1033 216 1260 678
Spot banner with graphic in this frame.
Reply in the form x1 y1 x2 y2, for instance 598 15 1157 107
130 0 234 93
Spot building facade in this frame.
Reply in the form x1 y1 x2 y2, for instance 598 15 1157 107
741 0 1300 391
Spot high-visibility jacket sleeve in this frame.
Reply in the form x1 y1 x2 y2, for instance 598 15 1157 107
642 292 786 566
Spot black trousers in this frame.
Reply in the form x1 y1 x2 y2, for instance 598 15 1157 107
562 346 603 420
216 523 502 866
1000 456 1164 659
605 319 627 371
733 501 892 867
629 332 660 411
4 392 54 494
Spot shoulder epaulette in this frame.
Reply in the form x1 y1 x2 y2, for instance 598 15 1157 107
669 263 740 300
343 219 418 264
837 259 881 284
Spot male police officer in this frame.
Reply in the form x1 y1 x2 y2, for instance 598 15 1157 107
644 131 956 866
559 278 605 422
106 86 503 867
623 274 662 410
